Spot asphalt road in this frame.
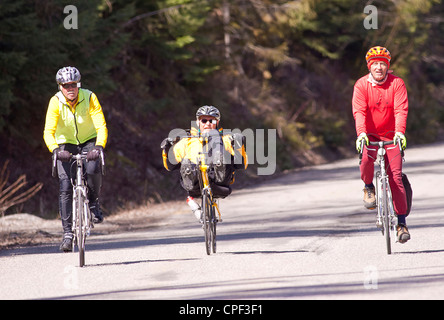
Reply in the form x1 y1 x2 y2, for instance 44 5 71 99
1 143 443 301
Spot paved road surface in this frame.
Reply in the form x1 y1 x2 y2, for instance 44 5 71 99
1 143 443 301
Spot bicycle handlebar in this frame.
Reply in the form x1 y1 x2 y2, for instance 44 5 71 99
367 140 396 146
360 139 402 154
52 149 106 177
174 133 223 140
359 138 404 164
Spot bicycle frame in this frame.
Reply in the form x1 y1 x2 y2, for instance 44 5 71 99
177 133 222 254
179 134 222 220
198 135 221 255
361 139 402 254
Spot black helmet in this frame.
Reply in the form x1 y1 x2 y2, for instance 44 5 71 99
56 66 81 85
196 105 221 121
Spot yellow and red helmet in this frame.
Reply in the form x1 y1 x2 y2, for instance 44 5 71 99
365 46 391 69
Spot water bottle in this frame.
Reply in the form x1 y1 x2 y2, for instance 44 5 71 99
187 196 202 221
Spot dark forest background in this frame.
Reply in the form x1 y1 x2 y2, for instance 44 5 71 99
1 0 443 217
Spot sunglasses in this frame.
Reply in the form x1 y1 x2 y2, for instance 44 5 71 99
200 119 217 124
61 83 78 89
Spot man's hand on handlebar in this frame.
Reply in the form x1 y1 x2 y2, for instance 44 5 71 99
394 132 407 150
356 133 369 153
53 148 71 162
160 136 181 149
87 145 104 161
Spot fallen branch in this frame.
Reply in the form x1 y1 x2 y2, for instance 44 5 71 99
0 161 43 217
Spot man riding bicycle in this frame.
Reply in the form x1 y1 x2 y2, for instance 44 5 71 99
352 46 410 243
43 66 108 252
161 105 247 221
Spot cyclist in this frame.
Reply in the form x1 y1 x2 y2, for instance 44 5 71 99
43 66 108 252
161 105 247 221
352 46 410 243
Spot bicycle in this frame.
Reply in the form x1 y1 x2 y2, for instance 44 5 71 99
359 137 403 254
53 150 105 267
177 133 228 255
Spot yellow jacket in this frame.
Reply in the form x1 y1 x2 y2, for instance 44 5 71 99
43 88 108 152
163 127 248 171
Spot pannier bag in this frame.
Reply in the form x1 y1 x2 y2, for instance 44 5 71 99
180 160 199 191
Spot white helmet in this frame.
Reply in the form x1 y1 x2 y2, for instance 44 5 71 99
196 105 221 121
56 66 81 85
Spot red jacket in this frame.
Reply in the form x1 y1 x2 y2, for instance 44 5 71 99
352 73 408 140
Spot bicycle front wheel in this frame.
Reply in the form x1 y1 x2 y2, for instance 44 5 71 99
202 193 212 255
77 190 86 267
382 180 392 255
211 204 217 254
